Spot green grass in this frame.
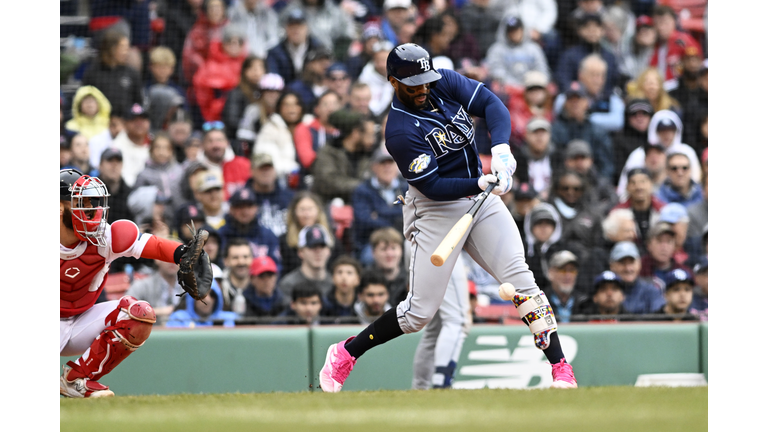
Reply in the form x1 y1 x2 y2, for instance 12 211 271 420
61 386 707 432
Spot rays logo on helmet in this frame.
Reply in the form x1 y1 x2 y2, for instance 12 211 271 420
409 154 431 174
417 58 430 71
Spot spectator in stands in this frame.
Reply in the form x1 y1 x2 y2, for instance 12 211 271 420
146 46 186 105
554 54 625 133
111 103 151 188
242 255 287 319
228 0 281 59
166 110 193 164
617 15 656 84
88 107 125 170
234 73 285 146
126 251 185 325
649 5 700 81
347 81 374 120
543 250 589 323
600 208 638 250
194 123 250 199
60 139 72 170
218 186 282 270
667 45 705 144
255 91 304 180
561 0 606 50
655 269 697 321
572 270 628 321
193 24 248 123
507 71 554 147
322 255 363 321
643 142 667 194
686 170 707 245
640 222 692 287
279 191 338 275
278 224 335 299
323 63 352 107
459 0 502 57
293 90 342 176
412 15 451 63
599 4 635 77
134 133 185 213
346 23 384 80
625 67 680 115
66 86 111 141
548 169 603 286
366 227 408 306
277 284 324 325
608 241 664 315
265 9 326 86
550 82 614 181
178 160 208 207
612 98 653 183
358 40 395 119
161 0 204 84
166 280 239 327
193 170 227 229
181 0 228 85
221 56 266 140
380 0 416 46
612 168 665 247
509 181 540 243
522 202 564 289
96 148 135 225
173 201 207 243
556 13 619 98
287 47 333 111
616 110 701 197
486 15 550 88
690 258 707 321
656 152 703 207
684 62 708 158
351 147 406 260
439 7 483 69
219 237 254 314
245 153 295 238
510 118 554 198
81 28 144 114
63 134 99 178
354 270 392 325
279 0 357 57
562 139 618 215
658 202 701 269
312 109 375 203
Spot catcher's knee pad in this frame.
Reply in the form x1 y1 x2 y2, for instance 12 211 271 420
104 296 156 348
510 290 558 350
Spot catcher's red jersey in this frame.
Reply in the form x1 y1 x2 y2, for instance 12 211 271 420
60 220 149 318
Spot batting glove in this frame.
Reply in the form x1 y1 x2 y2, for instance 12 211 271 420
491 144 517 179
477 174 511 196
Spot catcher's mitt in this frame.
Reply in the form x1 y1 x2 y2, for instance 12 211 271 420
177 223 213 302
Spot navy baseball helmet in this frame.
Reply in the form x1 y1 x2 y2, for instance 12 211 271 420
386 43 442 86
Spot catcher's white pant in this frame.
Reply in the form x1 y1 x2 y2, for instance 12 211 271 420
60 300 120 356
411 253 471 389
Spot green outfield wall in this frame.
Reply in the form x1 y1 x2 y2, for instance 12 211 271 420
60 322 708 395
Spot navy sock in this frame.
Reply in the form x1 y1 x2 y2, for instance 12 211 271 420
542 331 566 364
344 308 404 359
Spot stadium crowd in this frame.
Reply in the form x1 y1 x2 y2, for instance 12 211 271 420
59 0 708 327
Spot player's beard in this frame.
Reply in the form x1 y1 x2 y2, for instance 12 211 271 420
62 205 74 231
399 87 430 110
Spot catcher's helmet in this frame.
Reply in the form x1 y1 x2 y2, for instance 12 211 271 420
386 43 442 86
60 168 83 201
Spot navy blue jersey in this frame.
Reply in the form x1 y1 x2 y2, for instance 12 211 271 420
385 69 512 201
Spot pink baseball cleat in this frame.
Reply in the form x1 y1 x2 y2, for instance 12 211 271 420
319 336 357 392
550 359 578 388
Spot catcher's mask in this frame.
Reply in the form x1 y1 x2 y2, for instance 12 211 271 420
70 175 110 246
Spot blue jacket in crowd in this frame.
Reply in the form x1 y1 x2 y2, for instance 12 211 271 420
218 214 283 275
656 181 704 208
165 281 239 328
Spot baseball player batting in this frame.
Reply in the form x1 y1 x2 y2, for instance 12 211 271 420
60 169 211 397
319 43 577 391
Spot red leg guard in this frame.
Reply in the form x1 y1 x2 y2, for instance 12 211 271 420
67 296 156 382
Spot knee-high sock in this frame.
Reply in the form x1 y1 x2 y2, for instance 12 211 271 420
344 308 404 359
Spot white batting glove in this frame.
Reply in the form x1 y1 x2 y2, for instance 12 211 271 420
477 174 510 196
491 144 517 179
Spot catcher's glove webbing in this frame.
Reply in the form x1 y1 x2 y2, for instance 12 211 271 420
176 222 213 302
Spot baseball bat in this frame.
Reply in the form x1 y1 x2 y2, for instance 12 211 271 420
430 181 498 267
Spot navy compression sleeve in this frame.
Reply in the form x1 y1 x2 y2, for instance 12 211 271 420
468 86 512 147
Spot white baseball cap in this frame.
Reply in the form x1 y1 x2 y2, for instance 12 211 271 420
384 0 412 11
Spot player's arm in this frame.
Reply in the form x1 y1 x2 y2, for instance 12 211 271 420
110 220 186 264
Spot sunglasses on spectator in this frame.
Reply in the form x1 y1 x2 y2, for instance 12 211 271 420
556 268 578 275
558 185 583 192
328 74 349 81
225 38 244 45
668 165 690 172
256 272 277 278
202 121 225 132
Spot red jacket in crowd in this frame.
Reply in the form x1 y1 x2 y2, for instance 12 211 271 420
193 40 247 122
